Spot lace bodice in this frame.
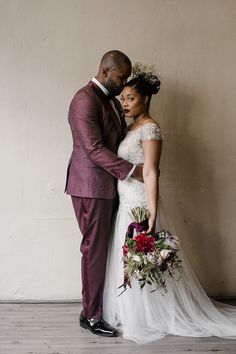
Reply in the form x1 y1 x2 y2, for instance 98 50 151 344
117 123 162 211
118 123 162 164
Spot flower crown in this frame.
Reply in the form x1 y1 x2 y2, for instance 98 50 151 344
131 62 161 90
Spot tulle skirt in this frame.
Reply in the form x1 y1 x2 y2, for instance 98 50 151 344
103 199 236 344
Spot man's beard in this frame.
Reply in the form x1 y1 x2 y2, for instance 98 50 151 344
105 79 122 96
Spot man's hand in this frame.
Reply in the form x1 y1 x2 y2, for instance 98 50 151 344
131 165 144 183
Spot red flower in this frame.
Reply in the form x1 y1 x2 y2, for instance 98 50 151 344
122 243 129 256
135 233 155 253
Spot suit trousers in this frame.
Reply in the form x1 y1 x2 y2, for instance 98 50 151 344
71 196 117 320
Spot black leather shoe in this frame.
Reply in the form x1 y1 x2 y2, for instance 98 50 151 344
79 312 118 337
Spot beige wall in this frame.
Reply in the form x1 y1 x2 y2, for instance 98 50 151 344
0 0 235 300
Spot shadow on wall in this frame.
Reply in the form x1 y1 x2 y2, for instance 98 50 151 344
158 83 224 295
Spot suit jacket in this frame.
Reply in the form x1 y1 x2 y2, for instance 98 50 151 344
65 81 133 199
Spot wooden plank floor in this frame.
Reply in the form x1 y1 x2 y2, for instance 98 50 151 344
0 302 236 354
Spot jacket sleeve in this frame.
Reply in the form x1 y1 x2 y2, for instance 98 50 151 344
69 90 133 180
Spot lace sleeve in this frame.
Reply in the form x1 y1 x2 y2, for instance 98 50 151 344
140 123 162 141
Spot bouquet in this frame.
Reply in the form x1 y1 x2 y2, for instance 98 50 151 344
118 207 182 295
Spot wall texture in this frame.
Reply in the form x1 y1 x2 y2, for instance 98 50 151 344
0 0 236 300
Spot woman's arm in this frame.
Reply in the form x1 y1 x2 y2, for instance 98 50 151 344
142 139 162 233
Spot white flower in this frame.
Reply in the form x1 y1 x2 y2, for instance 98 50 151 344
133 255 141 262
163 239 180 250
160 249 171 260
147 253 156 264
162 231 180 250
156 257 163 266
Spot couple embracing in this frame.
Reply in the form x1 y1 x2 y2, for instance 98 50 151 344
65 50 236 344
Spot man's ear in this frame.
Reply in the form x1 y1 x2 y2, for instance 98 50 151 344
102 67 110 77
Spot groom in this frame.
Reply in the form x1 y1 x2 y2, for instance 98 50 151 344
65 50 143 337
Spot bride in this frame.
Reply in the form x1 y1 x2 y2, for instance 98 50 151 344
103 63 236 344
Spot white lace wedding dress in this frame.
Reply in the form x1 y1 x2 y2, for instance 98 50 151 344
103 123 236 344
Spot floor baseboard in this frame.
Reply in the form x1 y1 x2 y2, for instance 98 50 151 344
0 299 82 304
0 296 236 304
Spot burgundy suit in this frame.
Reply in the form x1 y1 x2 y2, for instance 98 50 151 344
65 81 133 319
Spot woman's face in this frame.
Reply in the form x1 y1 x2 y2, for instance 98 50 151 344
120 86 148 118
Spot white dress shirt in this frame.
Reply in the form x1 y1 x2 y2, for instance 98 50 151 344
92 77 120 120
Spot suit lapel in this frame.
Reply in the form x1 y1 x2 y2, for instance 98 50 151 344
113 98 127 139
88 81 122 134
